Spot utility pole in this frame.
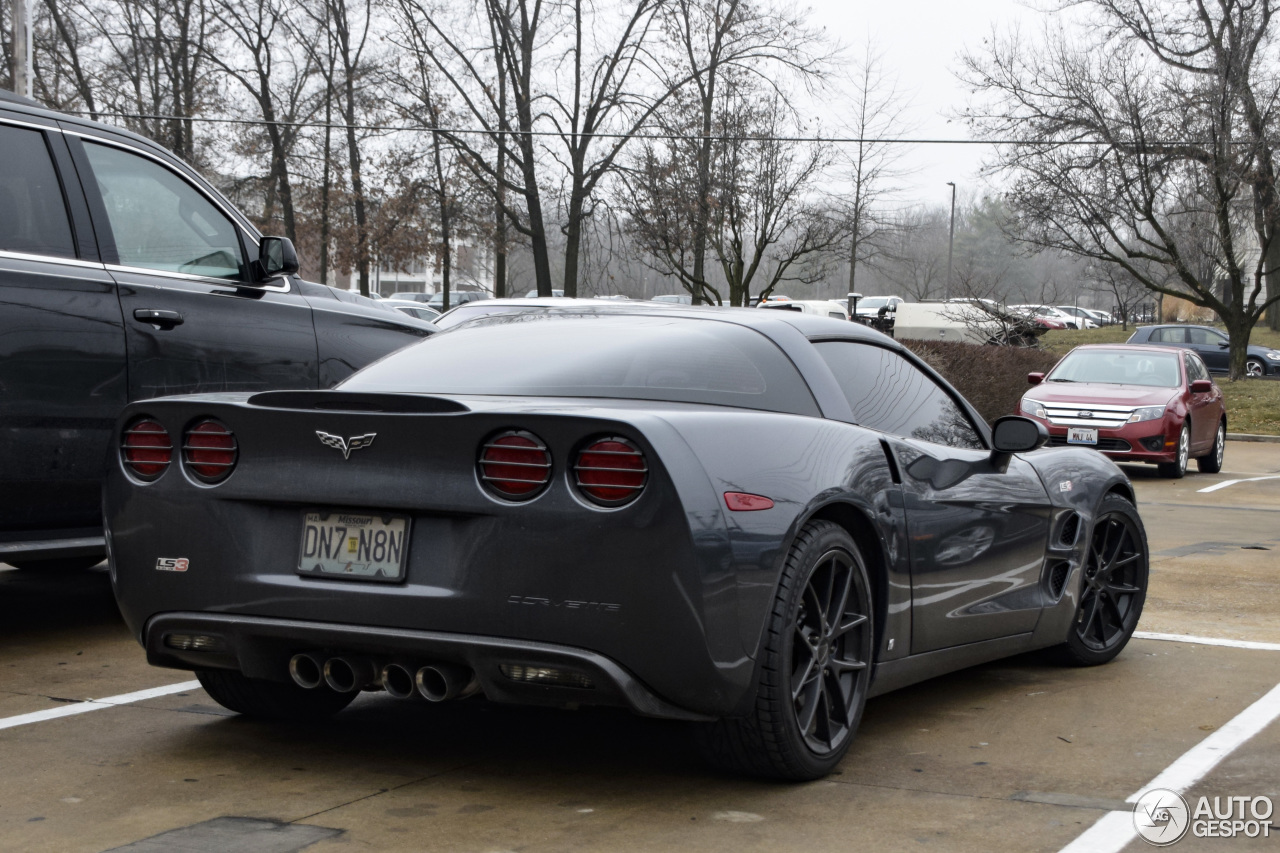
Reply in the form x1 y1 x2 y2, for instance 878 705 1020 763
945 182 956 301
11 0 32 97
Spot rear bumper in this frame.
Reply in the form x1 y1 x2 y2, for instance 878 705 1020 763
0 531 106 563
144 612 715 721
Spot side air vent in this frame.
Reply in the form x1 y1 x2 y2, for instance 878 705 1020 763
1058 512 1081 548
1047 560 1071 599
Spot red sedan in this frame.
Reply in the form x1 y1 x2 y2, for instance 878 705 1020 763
1019 344 1226 478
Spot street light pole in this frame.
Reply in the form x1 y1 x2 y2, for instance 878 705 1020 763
945 182 956 301
11 0 32 98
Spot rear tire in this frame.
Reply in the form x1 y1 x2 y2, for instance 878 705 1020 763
1049 494 1148 667
1196 421 1225 474
196 669 356 720
695 521 874 781
6 555 105 572
1157 423 1189 479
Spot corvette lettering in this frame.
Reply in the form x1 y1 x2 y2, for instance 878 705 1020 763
507 595 621 613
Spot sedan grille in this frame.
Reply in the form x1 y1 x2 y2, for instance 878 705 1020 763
1042 403 1135 429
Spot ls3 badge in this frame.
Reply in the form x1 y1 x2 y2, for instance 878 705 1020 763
156 557 189 572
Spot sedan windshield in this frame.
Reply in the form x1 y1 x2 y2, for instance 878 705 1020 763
1049 349 1181 388
342 313 822 416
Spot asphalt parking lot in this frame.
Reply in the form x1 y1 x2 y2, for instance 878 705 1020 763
2 444 1278 853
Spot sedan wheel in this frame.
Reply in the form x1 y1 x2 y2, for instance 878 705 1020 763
1157 424 1189 479
695 520 873 780
1051 494 1148 666
1246 358 1265 378
1196 421 1225 474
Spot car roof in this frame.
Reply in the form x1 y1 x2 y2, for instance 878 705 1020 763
1 89 181 159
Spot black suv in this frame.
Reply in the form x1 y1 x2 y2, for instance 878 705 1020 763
0 90 434 570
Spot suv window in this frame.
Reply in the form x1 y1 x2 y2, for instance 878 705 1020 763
83 142 246 280
1150 327 1185 343
815 342 985 449
0 125 76 259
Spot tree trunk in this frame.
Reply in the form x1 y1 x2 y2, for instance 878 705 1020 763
1225 314 1253 381
563 190 584 298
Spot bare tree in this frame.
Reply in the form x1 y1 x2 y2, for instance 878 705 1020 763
963 0 1280 378
1088 262 1148 330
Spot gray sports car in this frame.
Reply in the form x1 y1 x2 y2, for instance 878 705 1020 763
106 307 1148 780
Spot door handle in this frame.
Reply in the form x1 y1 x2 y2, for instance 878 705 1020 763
133 308 184 328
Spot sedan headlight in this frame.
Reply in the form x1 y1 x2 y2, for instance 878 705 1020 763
1266 351 1280 361
1127 406 1166 423
1021 398 1047 419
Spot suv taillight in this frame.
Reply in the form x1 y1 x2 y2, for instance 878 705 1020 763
479 430 552 499
121 419 172 480
574 437 647 506
183 420 238 482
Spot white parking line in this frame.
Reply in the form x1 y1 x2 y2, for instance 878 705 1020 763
1134 631 1280 652
0 680 200 731
1197 474 1280 493
1059 679 1280 852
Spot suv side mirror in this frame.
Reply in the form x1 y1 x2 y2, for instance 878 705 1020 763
257 236 300 280
989 415 1049 473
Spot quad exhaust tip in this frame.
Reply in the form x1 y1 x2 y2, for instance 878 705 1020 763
415 663 479 702
323 656 381 693
288 652 325 689
380 662 418 700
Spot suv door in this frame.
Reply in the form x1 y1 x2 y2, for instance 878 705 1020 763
814 341 1053 653
0 117 126 551
67 134 319 399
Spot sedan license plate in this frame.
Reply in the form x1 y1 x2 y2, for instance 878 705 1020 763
297 510 409 582
1067 427 1099 446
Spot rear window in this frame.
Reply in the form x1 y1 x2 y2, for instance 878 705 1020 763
342 314 821 416
1049 349 1181 388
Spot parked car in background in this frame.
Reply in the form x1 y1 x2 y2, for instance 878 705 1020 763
525 289 565 298
1056 306 1111 327
0 89 433 571
106 304 1146 781
759 299 851 320
427 290 490 311
1019 344 1225 478
383 300 442 322
389 291 433 303
1126 324 1280 377
651 293 692 304
852 295 904 320
433 297 623 330
1012 304 1096 330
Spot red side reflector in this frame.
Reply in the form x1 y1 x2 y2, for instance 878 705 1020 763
121 418 172 479
724 492 774 512
184 420 238 482
479 431 552 499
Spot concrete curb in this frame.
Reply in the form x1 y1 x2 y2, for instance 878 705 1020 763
1226 433 1280 443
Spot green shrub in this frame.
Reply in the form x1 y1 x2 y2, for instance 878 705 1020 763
901 340 1062 425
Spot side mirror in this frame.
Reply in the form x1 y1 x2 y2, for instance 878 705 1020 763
1190 379 1214 393
989 415 1049 473
1027 372 1045 385
257 236 300 280
1217 341 1229 348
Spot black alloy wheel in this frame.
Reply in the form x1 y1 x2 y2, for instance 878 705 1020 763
1051 494 1148 666
1196 420 1225 474
1157 423 1189 479
695 520 874 780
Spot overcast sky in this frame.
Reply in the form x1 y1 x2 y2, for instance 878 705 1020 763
804 0 1044 210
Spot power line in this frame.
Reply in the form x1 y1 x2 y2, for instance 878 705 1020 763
64 109 1225 147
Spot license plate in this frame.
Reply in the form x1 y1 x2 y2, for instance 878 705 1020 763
297 510 410 582
1067 427 1099 446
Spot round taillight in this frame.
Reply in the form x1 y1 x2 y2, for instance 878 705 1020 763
121 418 172 480
183 420 238 483
479 430 552 500
575 437 647 506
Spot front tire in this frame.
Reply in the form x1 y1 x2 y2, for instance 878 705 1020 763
1246 358 1265 378
1157 423 1189 479
695 521 874 781
1050 494 1148 666
1196 420 1225 474
196 669 356 720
